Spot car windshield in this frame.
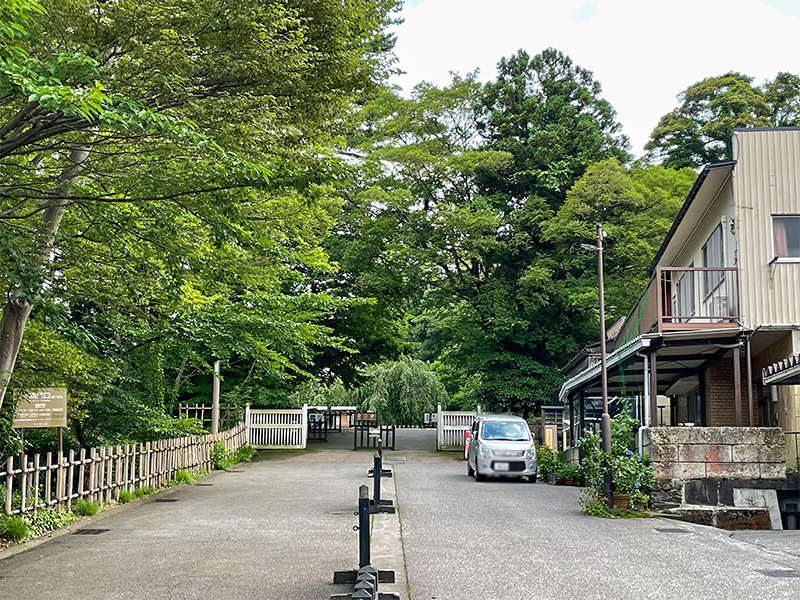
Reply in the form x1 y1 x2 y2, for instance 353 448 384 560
480 421 530 441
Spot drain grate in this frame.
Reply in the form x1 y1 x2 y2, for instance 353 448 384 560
154 498 179 503
757 569 800 578
196 483 213 487
72 528 109 535
230 470 244 473
654 527 691 534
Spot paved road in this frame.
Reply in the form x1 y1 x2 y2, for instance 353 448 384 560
394 454 800 600
2 447 800 600
0 451 372 600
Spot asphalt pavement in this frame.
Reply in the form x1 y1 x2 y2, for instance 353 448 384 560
2 440 800 600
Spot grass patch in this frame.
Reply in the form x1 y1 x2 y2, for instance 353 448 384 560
134 486 154 498
211 442 257 470
118 490 134 504
172 469 196 486
0 515 30 541
25 508 79 537
72 498 100 516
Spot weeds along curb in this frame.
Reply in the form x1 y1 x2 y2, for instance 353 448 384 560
0 467 229 562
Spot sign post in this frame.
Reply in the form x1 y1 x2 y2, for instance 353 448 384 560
13 388 68 429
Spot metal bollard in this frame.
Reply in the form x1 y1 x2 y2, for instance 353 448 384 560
358 485 370 568
356 565 378 600
373 453 382 508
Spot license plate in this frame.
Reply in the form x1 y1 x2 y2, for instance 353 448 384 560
494 462 509 471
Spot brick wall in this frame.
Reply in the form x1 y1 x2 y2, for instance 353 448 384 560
704 359 739 426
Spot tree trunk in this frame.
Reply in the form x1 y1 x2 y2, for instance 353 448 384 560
0 145 90 411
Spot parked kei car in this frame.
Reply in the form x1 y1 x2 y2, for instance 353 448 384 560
466 415 537 482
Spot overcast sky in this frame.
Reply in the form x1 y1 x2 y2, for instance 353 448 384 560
390 0 800 157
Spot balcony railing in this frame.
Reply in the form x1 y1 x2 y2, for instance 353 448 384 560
619 267 739 341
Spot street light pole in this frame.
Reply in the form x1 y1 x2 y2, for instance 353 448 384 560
582 225 613 508
596 224 613 508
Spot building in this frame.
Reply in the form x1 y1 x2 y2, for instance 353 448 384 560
559 128 800 525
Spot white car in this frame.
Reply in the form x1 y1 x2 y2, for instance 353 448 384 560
466 415 538 482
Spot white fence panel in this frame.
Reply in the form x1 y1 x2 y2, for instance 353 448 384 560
436 404 480 451
246 405 308 450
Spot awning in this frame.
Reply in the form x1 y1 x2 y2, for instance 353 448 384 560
763 354 800 385
559 328 746 402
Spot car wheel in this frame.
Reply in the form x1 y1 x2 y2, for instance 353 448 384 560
467 461 474 477
475 469 485 482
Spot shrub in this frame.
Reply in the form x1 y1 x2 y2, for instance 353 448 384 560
0 515 30 541
118 490 134 504
25 508 79 537
233 445 257 463
72 498 99 516
210 440 231 470
134 486 154 498
172 469 196 485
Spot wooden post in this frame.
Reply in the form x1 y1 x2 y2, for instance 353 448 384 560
212 360 221 434
67 450 75 511
5 457 13 515
45 452 52 509
33 454 40 516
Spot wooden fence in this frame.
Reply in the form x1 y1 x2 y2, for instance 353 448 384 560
1 423 247 517
177 403 239 431
437 404 480 451
246 405 307 449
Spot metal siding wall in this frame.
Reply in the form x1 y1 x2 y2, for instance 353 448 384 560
734 130 800 328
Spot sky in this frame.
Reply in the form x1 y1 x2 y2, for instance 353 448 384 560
390 0 800 157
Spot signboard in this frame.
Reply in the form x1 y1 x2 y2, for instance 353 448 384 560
13 388 67 429
544 425 558 451
355 412 377 422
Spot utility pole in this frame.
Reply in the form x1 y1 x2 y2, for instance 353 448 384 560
583 224 613 508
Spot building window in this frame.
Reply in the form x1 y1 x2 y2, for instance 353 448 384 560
773 215 800 258
702 224 724 294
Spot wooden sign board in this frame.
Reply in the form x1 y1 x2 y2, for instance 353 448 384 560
355 412 377 422
544 425 558 451
13 388 68 429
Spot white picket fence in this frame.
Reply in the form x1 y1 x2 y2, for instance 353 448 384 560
2 423 247 517
436 404 480 451
245 404 308 449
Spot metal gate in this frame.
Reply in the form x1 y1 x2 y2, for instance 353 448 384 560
353 425 395 450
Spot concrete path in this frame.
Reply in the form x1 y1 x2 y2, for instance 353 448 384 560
0 451 384 600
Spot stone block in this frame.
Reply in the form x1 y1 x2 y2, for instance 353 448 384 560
706 462 760 479
759 462 787 479
684 479 720 506
648 441 677 463
678 444 732 463
731 444 761 463
653 461 706 480
651 479 683 509
669 506 771 530
758 443 786 464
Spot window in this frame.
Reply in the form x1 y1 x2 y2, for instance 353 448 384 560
773 215 800 258
702 224 724 294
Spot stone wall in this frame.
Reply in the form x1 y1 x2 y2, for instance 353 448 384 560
641 427 786 508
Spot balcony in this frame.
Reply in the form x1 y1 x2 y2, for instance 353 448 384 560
620 267 739 340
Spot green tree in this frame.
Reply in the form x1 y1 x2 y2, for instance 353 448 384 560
478 47 630 211
353 357 447 426
645 71 800 167
0 0 400 416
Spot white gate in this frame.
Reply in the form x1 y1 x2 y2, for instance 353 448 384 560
246 404 308 449
436 404 480 451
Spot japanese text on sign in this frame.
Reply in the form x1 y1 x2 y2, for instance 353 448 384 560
13 388 68 429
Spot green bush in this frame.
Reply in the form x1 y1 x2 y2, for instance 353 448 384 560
134 486 154 498
210 440 231 470
25 508 79 537
172 469 196 485
118 490 134 504
233 445 257 463
72 498 99 516
0 514 29 541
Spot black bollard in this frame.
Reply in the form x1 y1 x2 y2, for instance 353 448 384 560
373 452 382 508
358 484 370 568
